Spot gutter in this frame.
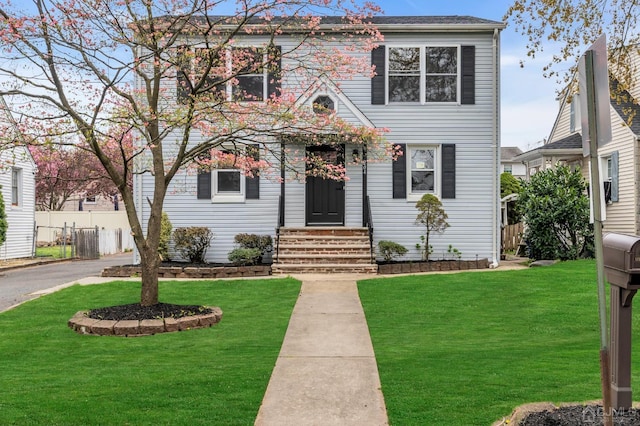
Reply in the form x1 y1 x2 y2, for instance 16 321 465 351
491 27 500 268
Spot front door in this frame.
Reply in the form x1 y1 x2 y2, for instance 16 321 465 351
306 145 345 226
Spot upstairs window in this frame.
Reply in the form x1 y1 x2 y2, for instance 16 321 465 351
231 47 265 101
178 46 280 103
388 47 420 102
387 46 459 103
425 47 458 102
372 45 474 105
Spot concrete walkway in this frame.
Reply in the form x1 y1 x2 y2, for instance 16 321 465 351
254 274 388 426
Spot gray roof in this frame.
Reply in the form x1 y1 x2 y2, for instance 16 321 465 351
541 133 583 150
610 79 640 135
367 16 502 26
501 146 523 161
515 133 583 162
169 15 504 30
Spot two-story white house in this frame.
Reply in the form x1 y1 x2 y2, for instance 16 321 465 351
134 16 505 272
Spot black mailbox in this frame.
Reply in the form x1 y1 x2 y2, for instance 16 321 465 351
603 233 640 289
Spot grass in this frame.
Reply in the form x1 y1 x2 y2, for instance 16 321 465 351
0 277 300 425
358 260 636 425
35 245 73 258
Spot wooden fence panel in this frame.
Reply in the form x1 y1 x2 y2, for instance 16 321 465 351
502 222 524 252
75 228 100 259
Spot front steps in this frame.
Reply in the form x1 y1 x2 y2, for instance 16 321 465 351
272 227 378 274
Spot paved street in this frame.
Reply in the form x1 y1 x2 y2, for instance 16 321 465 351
0 252 133 312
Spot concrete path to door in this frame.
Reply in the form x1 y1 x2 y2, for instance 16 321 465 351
254 274 388 426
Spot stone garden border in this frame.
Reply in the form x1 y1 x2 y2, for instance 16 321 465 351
68 307 223 337
377 258 490 275
102 264 270 279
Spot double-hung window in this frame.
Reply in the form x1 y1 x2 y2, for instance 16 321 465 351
388 47 421 102
11 167 21 207
212 151 245 203
231 47 265 101
387 46 459 104
392 143 455 201
408 146 437 199
179 46 274 103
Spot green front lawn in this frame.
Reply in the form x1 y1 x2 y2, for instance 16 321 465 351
0 278 300 425
359 260 628 425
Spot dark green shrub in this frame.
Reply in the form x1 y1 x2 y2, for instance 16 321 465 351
172 227 213 263
519 165 593 260
233 233 273 252
228 248 262 266
377 240 408 262
158 212 172 261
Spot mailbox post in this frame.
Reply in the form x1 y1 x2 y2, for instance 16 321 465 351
603 233 640 409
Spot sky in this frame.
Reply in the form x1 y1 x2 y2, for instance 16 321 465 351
371 0 562 152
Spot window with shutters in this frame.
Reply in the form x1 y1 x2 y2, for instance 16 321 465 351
407 145 438 200
211 150 245 203
387 46 459 104
601 151 619 203
178 46 278 103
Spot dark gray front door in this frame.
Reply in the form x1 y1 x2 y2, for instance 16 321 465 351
306 145 345 226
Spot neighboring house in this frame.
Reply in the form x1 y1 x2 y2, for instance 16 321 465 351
500 146 526 179
134 16 505 271
516 56 640 236
58 193 122 212
0 97 36 259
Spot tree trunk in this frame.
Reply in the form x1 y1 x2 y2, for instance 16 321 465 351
139 244 161 306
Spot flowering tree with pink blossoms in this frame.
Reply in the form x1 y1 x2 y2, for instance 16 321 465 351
0 0 389 306
30 131 133 211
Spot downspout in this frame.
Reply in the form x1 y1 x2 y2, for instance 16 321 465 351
491 27 500 268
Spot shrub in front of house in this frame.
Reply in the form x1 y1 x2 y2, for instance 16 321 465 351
377 240 408 262
172 227 213 263
233 233 273 253
228 248 263 266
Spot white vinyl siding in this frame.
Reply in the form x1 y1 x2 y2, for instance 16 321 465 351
0 147 36 259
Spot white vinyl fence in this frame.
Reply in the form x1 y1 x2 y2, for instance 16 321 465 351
35 211 134 256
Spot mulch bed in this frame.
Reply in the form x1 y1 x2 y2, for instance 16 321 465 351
88 303 213 321
519 405 640 425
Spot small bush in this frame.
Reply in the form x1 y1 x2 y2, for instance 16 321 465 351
158 212 172 261
173 227 213 263
234 233 273 252
228 248 262 266
378 240 408 262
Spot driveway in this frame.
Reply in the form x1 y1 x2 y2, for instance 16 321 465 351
0 252 133 312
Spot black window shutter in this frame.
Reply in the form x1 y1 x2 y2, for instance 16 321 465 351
461 46 475 105
392 143 406 199
441 144 456 199
176 46 191 104
611 150 619 202
267 45 282 99
197 151 212 200
371 46 386 105
246 144 260 199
